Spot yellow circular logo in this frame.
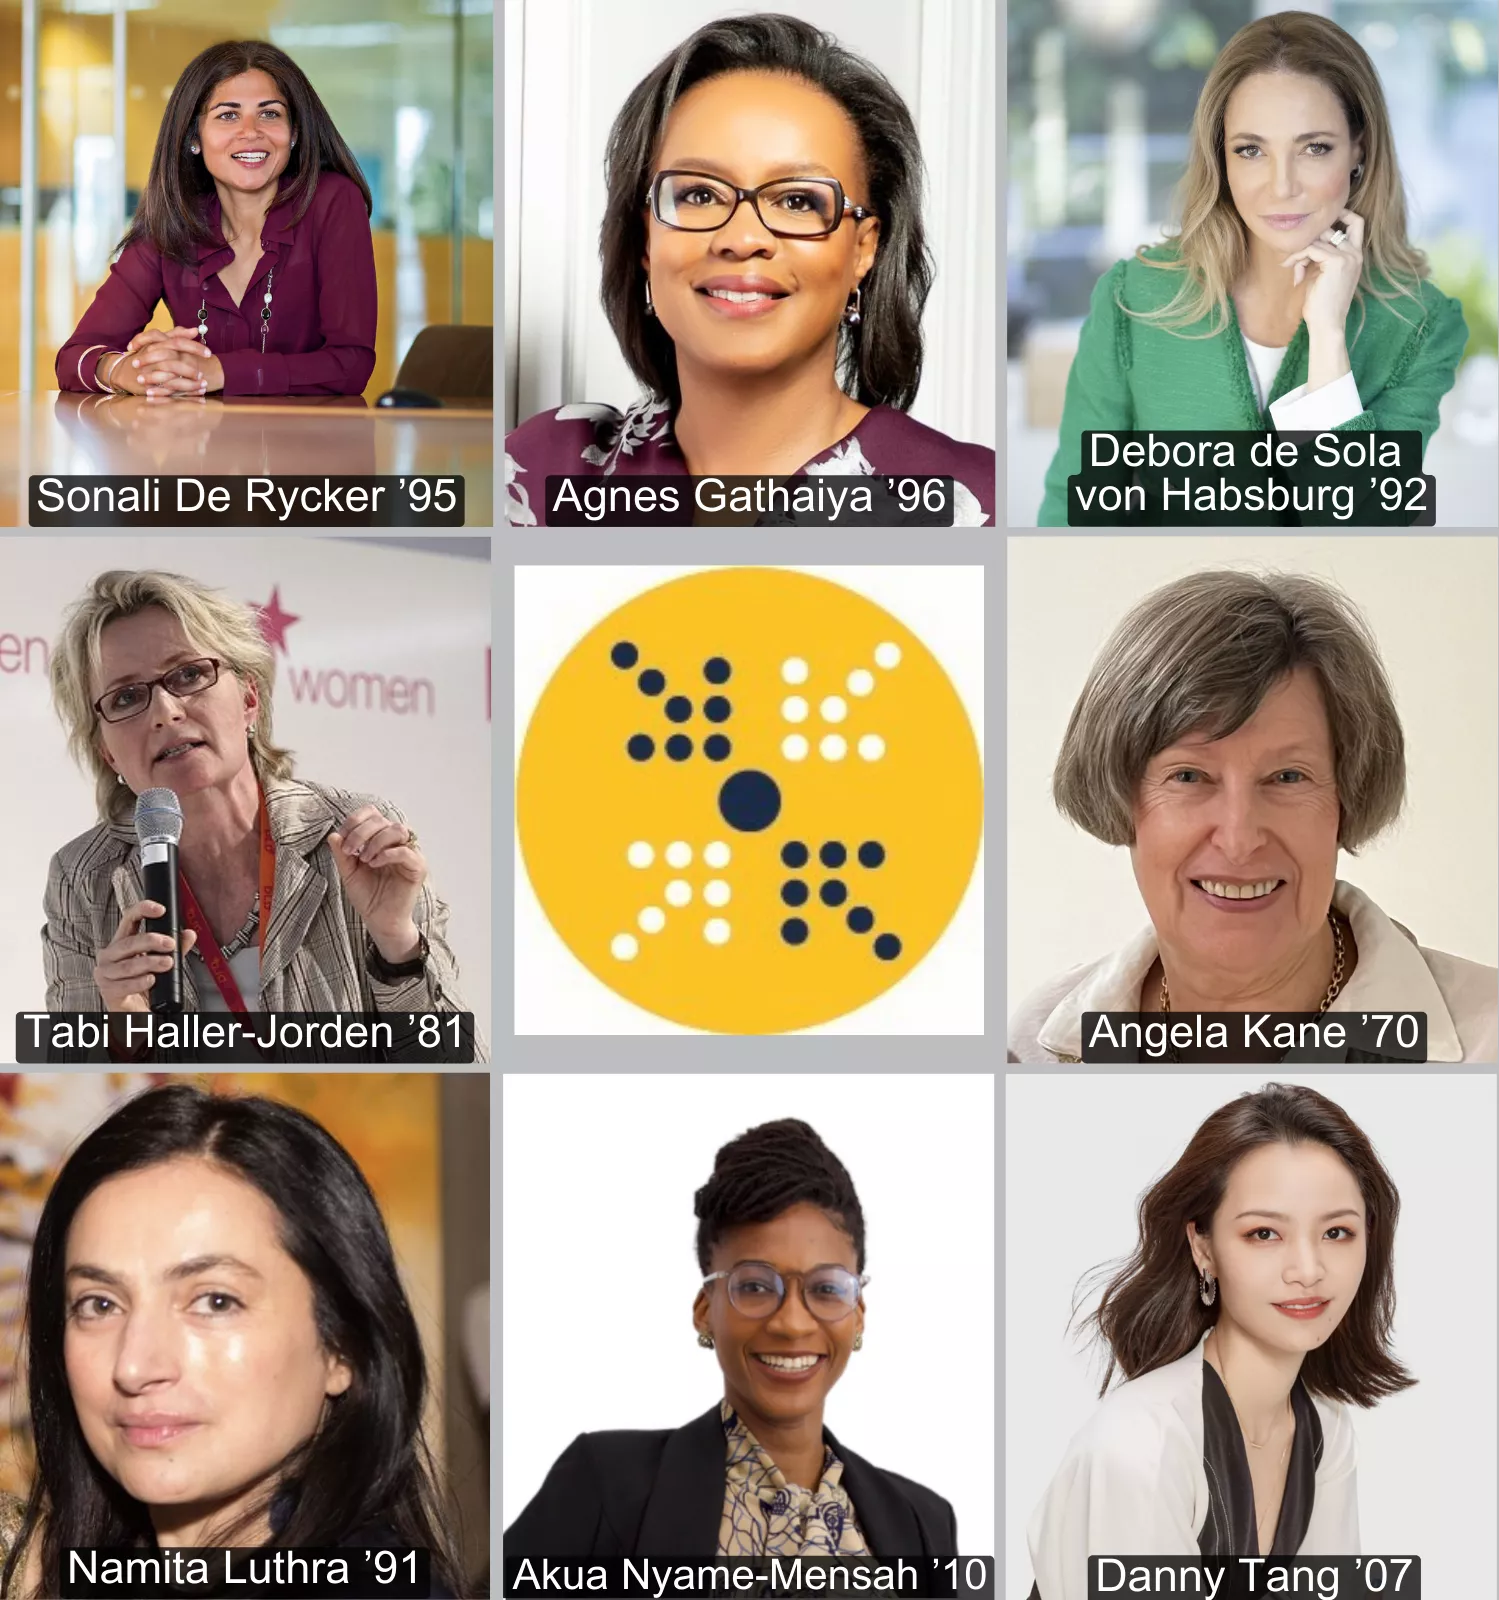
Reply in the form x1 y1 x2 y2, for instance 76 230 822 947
517 569 982 1032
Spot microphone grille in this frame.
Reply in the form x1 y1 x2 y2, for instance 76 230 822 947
135 787 184 846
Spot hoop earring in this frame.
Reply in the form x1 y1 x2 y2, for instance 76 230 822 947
697 1331 713 1349
843 286 862 327
116 773 125 786
1199 1270 1217 1308
1351 164 1363 183
644 278 656 318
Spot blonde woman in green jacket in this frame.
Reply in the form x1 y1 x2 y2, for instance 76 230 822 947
1038 11 1468 528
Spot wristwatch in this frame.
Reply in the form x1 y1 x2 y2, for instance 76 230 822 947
366 930 429 981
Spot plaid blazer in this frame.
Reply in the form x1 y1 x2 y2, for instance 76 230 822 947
42 775 488 1061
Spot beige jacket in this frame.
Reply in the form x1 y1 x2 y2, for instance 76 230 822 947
1009 880 1497 1064
41 775 488 1061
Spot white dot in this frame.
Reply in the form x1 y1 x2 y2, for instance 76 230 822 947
847 669 875 697
665 840 692 869
874 641 902 670
782 734 809 761
858 734 886 761
820 734 848 761
820 695 847 723
704 879 731 907
626 841 654 868
704 918 731 945
665 879 692 907
611 934 639 961
782 657 809 685
638 905 666 934
782 695 809 723
704 840 731 868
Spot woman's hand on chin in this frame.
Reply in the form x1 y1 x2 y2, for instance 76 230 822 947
329 806 427 953
1285 208 1364 333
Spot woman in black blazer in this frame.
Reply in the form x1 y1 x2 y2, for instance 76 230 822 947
504 1119 957 1558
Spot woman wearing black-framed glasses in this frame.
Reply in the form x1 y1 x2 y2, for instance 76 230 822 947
504 13 995 526
504 1118 958 1560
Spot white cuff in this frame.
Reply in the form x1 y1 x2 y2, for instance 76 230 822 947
1270 370 1364 432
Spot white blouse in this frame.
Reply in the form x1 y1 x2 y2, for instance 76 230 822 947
1027 1335 1359 1600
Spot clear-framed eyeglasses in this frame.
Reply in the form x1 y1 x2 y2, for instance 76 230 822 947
650 171 874 239
702 1260 869 1322
93 657 221 723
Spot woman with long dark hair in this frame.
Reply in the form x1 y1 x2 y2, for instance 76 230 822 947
58 41 376 399
1026 1083 1411 1599
0 1085 464 1598
504 13 995 526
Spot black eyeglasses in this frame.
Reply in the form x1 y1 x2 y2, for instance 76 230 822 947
651 171 873 239
94 658 221 723
702 1261 869 1322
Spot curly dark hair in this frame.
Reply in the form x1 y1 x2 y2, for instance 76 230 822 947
694 1118 865 1272
600 12 934 414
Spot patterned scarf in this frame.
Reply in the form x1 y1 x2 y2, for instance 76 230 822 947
717 1400 870 1557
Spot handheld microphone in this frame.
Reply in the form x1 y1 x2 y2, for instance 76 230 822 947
135 788 184 1015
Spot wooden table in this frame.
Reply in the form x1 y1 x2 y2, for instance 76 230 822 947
0 392 494 526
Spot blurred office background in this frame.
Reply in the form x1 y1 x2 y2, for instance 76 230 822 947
0 0 492 400
1008 0 1498 526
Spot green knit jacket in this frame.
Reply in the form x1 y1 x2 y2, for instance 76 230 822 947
1037 243 1469 526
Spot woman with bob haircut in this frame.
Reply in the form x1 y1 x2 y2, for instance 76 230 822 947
43 570 485 1058
0 1083 463 1598
1008 569 1497 1063
504 1118 958 1558
1037 10 1467 525
505 13 995 526
57 40 376 399
1026 1083 1409 1597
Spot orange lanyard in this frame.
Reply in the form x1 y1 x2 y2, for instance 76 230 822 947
177 790 275 1016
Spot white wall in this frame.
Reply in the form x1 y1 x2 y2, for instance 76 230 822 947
507 0 995 447
0 535 492 1052
1006 535 1499 1014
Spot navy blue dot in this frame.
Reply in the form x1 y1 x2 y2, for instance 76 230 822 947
627 734 654 761
666 734 693 761
858 841 886 869
704 696 732 723
874 933 902 961
820 879 848 907
781 840 809 868
638 668 666 696
781 918 809 946
705 734 732 761
704 657 732 684
820 841 847 869
665 695 693 723
718 770 782 833
611 641 638 669
782 879 809 907
847 906 875 934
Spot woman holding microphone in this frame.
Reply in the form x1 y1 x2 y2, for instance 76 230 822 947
57 40 376 399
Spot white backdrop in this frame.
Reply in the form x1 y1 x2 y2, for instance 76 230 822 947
0 535 492 1053
513 564 984 1035
505 0 996 449
502 1073 996 1553
1004 1073 1498 1597
1006 535 1499 1016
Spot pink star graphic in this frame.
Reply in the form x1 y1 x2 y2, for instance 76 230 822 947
253 585 301 656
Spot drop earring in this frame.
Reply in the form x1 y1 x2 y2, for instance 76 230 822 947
697 1331 714 1349
843 286 862 326
1199 1270 1217 1308
644 278 656 318
853 1333 863 1351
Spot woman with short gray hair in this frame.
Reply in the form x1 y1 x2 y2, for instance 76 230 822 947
1009 570 1496 1063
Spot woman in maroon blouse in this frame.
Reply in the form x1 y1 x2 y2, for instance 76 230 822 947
505 14 996 526
57 41 376 399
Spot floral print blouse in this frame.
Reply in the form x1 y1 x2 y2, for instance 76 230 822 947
505 394 996 526
717 1400 872 1558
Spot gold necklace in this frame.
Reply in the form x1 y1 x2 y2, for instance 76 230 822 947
1161 909 1346 1016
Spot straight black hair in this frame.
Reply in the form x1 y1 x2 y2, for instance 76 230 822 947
123 41 371 264
3 1085 464 1598
600 13 934 414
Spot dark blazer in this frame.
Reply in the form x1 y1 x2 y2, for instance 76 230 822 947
504 1404 958 1559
